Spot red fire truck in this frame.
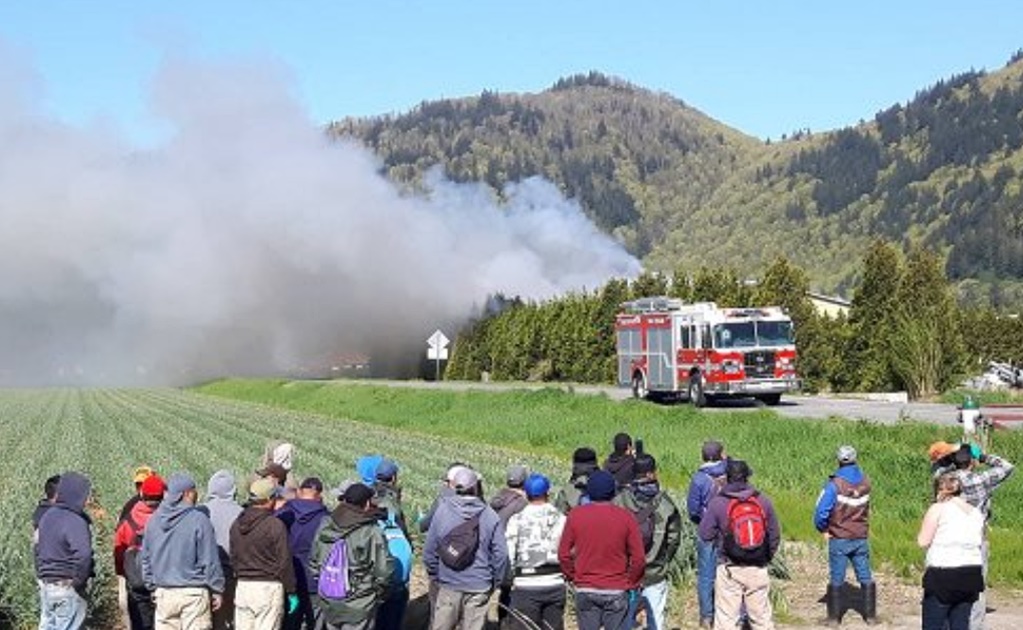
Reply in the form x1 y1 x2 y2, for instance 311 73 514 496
615 297 801 406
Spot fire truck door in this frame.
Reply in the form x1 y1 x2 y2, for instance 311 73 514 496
647 326 675 391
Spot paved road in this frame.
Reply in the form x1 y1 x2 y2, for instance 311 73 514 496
337 379 972 426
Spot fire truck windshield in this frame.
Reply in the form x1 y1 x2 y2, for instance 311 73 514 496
713 320 794 349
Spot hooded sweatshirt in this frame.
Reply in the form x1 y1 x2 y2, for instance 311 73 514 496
141 484 225 592
554 462 598 514
490 487 528 529
424 493 508 593
615 481 683 586
686 460 728 524
698 481 781 566
276 498 328 593
35 472 94 590
230 506 296 593
310 503 393 624
205 471 243 552
113 500 158 576
603 453 636 489
32 498 53 531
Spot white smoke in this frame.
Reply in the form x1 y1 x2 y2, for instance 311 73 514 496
0 49 640 385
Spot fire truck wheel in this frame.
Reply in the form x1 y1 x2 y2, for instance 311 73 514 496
688 376 707 408
631 373 648 400
756 393 782 406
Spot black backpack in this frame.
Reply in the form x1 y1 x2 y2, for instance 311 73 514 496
439 513 481 571
122 516 148 591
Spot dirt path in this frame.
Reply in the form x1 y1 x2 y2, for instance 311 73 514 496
404 541 1023 630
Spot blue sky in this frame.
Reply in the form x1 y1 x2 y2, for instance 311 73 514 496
1 2 1020 143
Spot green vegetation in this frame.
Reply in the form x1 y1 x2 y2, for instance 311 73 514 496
0 389 568 628
332 57 1023 308
446 243 986 399
199 379 1023 586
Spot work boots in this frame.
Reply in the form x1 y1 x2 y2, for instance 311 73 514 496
825 584 842 626
862 581 878 625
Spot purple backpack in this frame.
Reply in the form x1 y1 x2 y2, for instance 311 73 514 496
318 538 351 600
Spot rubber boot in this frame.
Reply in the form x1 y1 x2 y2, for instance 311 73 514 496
825 584 842 626
862 581 878 625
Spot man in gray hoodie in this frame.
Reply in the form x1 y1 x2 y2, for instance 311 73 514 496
206 470 243 630
142 473 225 630
424 466 508 630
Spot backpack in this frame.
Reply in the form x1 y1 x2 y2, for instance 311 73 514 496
318 538 352 600
439 513 481 571
380 511 413 585
122 516 148 591
722 496 770 566
633 501 658 554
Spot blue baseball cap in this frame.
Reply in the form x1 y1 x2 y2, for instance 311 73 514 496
523 473 551 499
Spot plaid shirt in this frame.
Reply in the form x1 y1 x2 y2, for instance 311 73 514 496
936 454 1015 520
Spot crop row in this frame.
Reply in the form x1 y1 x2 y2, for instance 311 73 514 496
0 388 573 628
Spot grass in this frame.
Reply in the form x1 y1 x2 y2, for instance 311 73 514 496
198 378 1023 586
940 388 1023 406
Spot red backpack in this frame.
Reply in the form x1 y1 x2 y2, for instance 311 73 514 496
722 495 770 566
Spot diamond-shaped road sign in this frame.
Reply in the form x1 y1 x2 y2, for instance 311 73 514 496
427 330 450 350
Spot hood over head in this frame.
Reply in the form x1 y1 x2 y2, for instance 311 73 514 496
330 501 380 533
207 469 237 501
237 505 275 535
55 471 91 514
271 442 295 471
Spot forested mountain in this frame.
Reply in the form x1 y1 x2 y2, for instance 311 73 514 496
330 57 1023 308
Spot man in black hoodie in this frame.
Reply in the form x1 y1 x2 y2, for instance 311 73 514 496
35 471 94 630
603 433 636 489
555 448 599 514
231 478 298 629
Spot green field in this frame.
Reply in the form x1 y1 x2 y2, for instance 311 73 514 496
4 382 1022 627
199 379 1023 585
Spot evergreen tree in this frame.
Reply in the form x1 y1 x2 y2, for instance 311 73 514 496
847 240 903 391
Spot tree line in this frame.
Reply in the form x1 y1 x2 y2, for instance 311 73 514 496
446 241 1023 399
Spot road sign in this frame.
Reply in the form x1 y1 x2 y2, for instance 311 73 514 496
427 330 450 349
427 329 449 381
427 347 449 360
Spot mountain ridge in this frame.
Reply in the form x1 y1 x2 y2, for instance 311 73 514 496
331 57 1023 307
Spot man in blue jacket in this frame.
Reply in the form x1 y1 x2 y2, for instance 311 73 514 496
424 466 509 630
35 471 94 630
814 445 874 626
686 440 727 628
277 476 329 630
142 473 225 629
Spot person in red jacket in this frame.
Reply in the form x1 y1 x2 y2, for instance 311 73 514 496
558 470 645 630
114 474 166 630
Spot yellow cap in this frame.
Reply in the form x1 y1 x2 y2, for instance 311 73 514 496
133 466 155 484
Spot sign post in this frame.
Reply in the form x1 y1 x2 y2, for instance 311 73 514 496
426 329 450 381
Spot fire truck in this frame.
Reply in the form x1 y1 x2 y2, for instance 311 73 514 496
615 297 801 406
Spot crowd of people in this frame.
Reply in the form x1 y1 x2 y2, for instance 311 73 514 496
30 430 1015 630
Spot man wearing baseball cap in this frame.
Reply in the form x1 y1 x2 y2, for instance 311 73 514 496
230 478 298 628
276 477 329 630
814 445 875 625
490 464 530 625
142 473 225 629
424 466 508 630
114 474 166 630
116 465 156 628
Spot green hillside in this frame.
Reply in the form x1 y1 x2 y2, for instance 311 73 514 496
330 57 1023 307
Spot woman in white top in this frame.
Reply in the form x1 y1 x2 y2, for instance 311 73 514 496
916 473 985 630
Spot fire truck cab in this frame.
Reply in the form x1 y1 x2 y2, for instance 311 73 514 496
615 297 801 406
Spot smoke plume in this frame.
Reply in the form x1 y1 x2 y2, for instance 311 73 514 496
0 49 640 385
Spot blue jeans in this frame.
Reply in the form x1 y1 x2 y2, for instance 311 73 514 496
640 580 668 630
922 592 973 630
696 537 717 621
828 538 873 586
39 582 87 630
575 590 630 630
